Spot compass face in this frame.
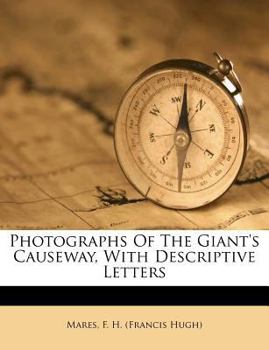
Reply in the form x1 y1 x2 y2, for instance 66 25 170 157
115 62 246 209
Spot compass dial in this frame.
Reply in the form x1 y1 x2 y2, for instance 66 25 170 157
115 63 246 209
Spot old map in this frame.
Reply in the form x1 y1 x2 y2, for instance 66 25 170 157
0 0 268 229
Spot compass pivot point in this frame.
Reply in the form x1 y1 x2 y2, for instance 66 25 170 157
175 131 190 149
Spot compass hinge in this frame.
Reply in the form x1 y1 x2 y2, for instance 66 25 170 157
210 52 242 95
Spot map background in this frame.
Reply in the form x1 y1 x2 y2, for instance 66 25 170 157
0 0 268 229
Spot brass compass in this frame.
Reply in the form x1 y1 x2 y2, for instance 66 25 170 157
114 53 249 209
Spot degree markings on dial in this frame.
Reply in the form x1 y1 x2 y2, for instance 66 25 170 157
125 71 241 194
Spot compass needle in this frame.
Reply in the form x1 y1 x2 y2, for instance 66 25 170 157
115 54 248 209
174 83 192 191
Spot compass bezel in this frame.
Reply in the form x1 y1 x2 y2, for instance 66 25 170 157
114 59 249 209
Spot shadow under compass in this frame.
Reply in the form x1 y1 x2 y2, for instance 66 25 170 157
88 186 145 213
236 147 269 185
